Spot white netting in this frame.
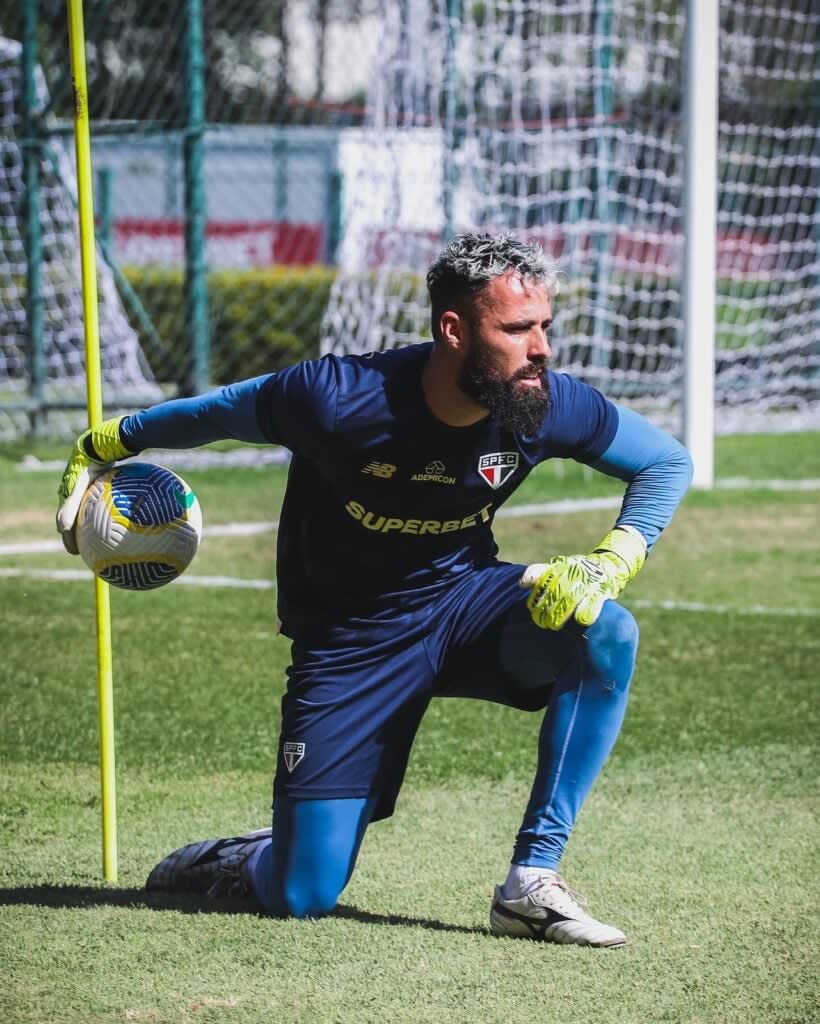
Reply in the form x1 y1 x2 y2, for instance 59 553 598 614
0 38 158 438
321 1 819 434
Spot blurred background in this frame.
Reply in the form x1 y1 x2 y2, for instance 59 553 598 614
0 0 817 440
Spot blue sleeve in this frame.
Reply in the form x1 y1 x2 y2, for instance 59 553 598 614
592 405 693 551
119 356 340 455
120 375 272 451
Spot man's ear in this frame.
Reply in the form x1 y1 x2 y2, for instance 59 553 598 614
439 309 468 354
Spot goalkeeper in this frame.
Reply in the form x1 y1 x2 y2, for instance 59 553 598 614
58 232 692 947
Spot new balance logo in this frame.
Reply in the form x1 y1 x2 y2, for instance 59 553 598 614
283 742 305 772
361 461 397 479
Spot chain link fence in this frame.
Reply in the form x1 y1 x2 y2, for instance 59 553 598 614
0 0 381 438
1 1 817 439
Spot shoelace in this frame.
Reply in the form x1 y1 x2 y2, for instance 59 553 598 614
522 874 588 912
552 876 588 910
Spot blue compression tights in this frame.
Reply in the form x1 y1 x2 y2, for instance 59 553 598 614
248 795 376 918
248 601 638 915
510 600 639 868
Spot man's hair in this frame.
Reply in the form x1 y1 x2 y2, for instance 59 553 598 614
426 232 560 342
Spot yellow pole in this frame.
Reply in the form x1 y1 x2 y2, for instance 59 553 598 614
66 0 118 882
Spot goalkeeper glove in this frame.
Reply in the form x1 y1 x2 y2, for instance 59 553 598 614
520 526 647 631
56 416 135 554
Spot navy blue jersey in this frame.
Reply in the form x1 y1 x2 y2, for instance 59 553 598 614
253 343 618 633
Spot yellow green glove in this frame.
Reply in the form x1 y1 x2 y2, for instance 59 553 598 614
56 416 135 554
520 526 647 630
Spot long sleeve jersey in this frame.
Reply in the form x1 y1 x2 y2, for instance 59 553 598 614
121 343 692 634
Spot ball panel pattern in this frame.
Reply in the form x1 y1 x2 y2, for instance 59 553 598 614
108 462 191 528
99 562 180 591
76 463 202 591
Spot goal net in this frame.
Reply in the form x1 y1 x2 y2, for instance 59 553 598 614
0 37 158 438
321 1 819 434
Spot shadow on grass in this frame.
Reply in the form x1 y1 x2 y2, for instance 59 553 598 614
0 886 486 935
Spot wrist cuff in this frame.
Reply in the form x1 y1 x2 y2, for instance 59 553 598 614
594 526 647 576
83 416 134 463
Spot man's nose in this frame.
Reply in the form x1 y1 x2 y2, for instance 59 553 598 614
529 328 551 359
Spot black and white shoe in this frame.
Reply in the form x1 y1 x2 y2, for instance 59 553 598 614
490 871 626 947
145 828 271 900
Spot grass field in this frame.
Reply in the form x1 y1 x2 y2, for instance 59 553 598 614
1 433 818 1024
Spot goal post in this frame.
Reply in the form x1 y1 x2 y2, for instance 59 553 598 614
321 0 819 452
4 2 816 446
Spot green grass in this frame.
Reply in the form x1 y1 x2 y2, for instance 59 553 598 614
1 433 818 1024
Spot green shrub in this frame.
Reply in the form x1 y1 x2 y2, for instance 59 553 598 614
122 265 337 388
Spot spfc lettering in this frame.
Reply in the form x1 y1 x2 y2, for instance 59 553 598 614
283 741 306 772
478 452 519 489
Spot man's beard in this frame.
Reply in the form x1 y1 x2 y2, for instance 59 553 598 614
458 346 550 434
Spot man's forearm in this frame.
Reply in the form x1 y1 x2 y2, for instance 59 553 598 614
592 405 693 551
120 375 272 452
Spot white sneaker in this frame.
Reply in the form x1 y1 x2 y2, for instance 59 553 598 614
490 872 626 947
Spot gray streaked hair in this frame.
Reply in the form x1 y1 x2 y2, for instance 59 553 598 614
426 232 560 342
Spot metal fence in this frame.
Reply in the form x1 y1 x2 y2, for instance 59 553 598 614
0 0 380 437
1 0 817 439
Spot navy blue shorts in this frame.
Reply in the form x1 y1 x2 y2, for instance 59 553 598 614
273 562 584 820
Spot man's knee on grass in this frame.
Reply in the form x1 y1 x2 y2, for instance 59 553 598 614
263 795 374 918
277 875 345 919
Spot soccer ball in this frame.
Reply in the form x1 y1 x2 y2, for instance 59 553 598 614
76 462 203 591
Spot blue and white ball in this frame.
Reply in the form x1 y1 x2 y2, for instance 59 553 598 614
76 463 202 591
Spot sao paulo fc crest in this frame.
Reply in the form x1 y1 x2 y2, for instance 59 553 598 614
283 741 305 772
478 452 518 489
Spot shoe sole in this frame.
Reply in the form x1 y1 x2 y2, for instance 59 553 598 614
490 902 627 948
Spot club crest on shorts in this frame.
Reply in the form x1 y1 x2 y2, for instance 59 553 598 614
478 452 518 489
283 741 306 772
